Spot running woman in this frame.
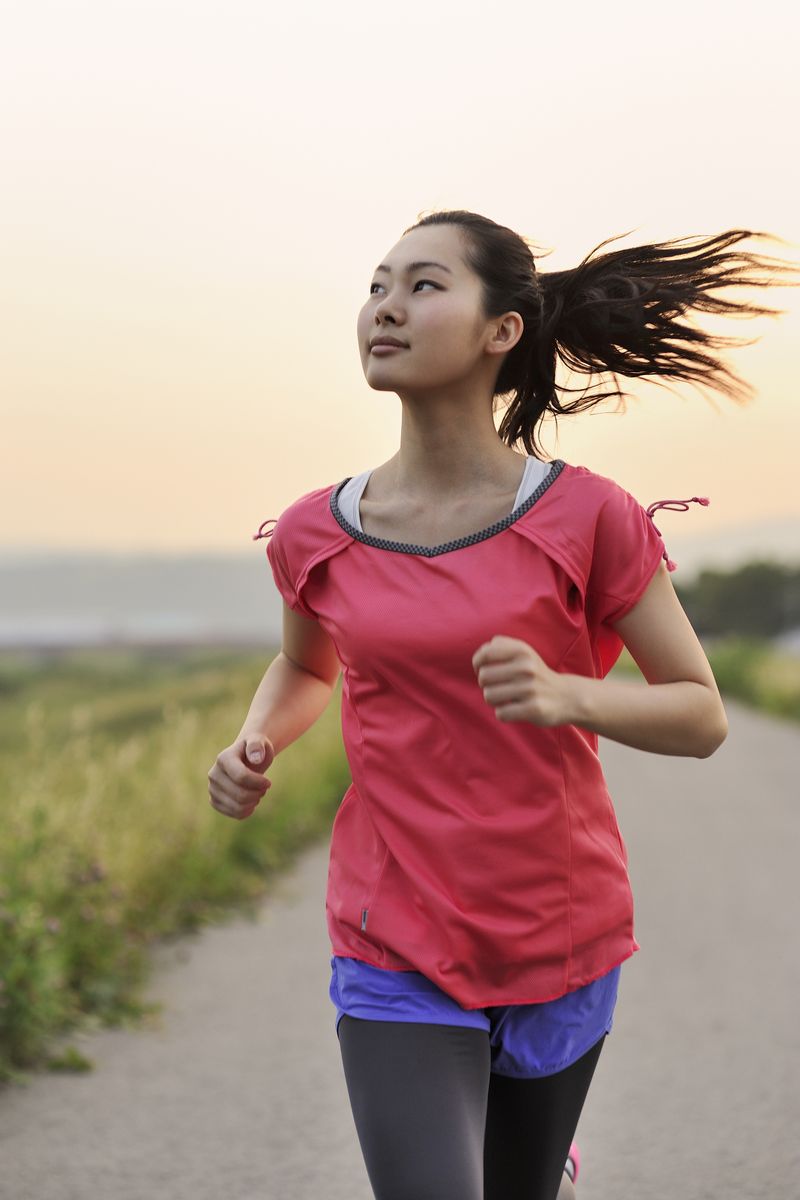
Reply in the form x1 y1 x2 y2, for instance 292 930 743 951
209 210 796 1200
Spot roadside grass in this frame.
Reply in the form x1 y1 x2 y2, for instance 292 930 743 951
0 646 349 1084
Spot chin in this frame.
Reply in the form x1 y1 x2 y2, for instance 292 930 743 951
364 359 409 381
364 378 400 392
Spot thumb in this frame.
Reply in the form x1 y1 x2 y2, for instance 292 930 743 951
243 736 272 766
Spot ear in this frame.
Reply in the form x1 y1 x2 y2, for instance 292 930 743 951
486 310 525 356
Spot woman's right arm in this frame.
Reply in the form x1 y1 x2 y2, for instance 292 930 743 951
208 602 341 819
237 600 342 755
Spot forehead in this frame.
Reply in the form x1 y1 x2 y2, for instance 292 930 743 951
375 223 467 275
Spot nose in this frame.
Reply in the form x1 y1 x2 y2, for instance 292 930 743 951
373 290 402 325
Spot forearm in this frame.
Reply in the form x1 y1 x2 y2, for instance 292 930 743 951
563 672 728 758
236 651 336 757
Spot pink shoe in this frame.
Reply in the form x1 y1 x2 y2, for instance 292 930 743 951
565 1140 581 1184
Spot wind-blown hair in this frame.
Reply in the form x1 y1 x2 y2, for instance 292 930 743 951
405 210 799 458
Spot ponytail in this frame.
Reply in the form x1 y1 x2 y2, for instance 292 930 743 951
407 211 799 458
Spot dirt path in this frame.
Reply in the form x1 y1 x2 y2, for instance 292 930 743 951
1 696 797 1199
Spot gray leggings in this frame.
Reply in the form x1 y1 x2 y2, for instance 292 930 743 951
338 1015 605 1200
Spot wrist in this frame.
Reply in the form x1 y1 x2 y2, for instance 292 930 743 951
557 671 593 728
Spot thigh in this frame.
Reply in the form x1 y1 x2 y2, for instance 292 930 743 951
483 1033 606 1200
337 1015 491 1200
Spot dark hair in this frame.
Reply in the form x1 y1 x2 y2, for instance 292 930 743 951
404 209 799 459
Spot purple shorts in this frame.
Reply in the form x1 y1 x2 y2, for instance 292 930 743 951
329 955 621 1079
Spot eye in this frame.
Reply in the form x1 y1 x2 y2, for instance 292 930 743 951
369 279 441 295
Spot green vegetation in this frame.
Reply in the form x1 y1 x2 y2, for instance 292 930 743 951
0 646 350 1084
0 632 797 1084
707 636 800 720
673 560 800 640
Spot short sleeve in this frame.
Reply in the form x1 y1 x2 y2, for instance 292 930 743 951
586 483 667 628
264 518 317 619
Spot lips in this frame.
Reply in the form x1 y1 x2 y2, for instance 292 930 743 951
370 337 408 349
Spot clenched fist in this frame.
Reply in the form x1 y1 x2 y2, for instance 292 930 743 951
472 635 574 727
207 734 275 820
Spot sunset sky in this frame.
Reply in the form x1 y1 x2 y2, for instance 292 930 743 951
3 0 799 562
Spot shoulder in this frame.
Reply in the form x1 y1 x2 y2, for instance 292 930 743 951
266 479 346 553
266 477 353 571
518 461 664 591
273 480 343 529
260 479 351 617
534 461 649 547
559 462 640 510
556 463 657 548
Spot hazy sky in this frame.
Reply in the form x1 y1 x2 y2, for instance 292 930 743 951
3 0 799 556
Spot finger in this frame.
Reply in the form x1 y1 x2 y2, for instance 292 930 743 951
475 636 521 668
213 802 258 821
472 645 504 673
209 768 269 802
478 659 532 689
208 784 267 817
210 776 270 812
482 663 537 696
482 682 527 705
493 699 527 721
486 636 525 658
213 759 269 793
230 759 272 790
210 792 261 819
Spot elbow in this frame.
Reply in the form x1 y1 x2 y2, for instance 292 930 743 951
697 711 729 758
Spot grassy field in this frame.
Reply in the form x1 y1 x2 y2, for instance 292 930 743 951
0 636 797 1084
0 645 351 1084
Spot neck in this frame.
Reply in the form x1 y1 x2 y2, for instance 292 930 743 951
385 391 529 499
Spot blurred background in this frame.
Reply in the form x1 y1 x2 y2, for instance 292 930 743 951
1 7 799 1194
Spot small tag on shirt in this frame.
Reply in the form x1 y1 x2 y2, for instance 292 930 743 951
361 908 368 931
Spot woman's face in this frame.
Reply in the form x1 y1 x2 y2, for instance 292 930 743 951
357 223 501 395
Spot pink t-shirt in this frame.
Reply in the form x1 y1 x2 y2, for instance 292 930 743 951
256 458 704 1009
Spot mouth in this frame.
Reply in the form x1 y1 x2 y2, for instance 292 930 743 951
369 336 409 350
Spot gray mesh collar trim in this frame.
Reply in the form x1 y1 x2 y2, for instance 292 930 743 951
328 458 567 557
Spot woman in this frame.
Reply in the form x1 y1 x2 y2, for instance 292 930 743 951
209 210 795 1200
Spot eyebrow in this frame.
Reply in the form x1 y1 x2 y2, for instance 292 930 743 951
373 260 453 276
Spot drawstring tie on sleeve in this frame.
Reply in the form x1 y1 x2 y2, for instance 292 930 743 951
645 496 710 571
252 519 277 541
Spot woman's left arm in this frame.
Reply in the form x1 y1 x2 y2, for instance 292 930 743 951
563 561 729 758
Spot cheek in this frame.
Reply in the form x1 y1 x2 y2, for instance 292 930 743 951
423 319 481 370
427 298 480 345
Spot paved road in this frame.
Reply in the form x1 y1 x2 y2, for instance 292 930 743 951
1 696 797 1199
